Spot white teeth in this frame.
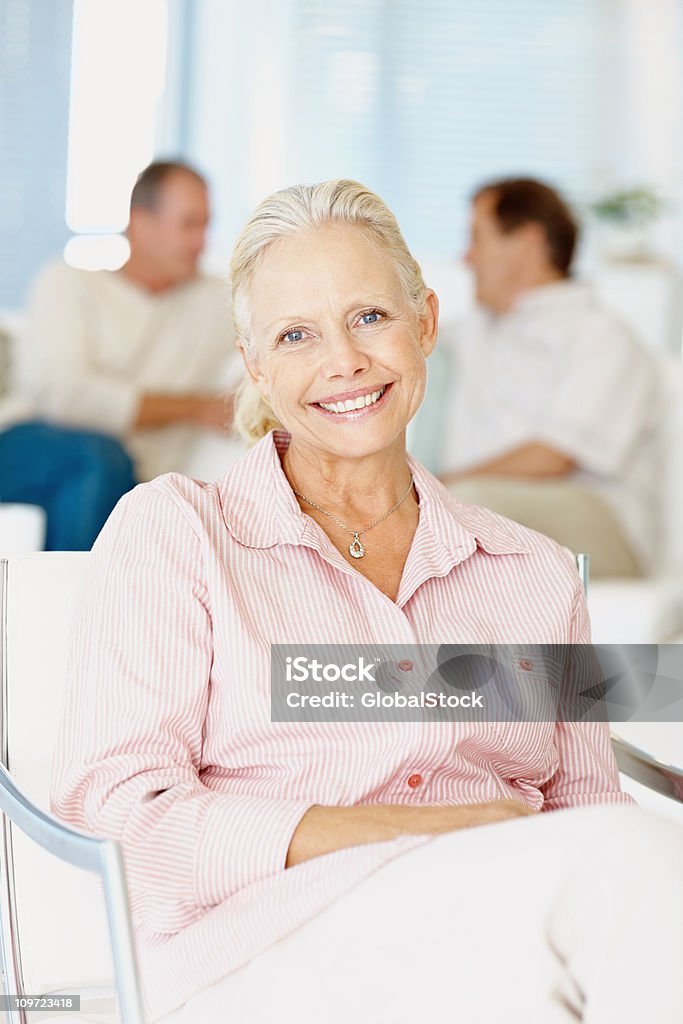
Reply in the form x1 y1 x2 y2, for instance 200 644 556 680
319 386 386 414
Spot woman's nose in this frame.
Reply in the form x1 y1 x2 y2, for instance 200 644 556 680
320 326 371 379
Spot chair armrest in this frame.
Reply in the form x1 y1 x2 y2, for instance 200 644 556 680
611 732 683 803
0 763 144 1024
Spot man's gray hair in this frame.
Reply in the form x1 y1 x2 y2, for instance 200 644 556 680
129 160 207 212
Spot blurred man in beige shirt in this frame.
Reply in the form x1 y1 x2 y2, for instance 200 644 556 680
24 160 240 483
1 161 239 550
439 178 659 577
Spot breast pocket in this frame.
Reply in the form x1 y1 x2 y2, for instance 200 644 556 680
488 649 563 782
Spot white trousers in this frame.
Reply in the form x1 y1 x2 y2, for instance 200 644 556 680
161 804 683 1024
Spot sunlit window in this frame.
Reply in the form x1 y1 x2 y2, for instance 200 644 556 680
63 235 130 272
64 0 168 270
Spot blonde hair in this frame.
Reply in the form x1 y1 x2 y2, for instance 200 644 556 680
230 179 428 445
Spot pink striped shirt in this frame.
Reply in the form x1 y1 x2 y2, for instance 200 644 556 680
50 430 633 1021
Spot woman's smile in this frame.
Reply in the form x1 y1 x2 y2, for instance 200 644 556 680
312 381 393 419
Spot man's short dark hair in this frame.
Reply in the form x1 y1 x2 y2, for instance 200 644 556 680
130 160 207 213
473 177 578 275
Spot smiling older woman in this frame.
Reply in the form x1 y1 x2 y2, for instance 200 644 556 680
52 181 683 1024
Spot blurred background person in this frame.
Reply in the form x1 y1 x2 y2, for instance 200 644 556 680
0 396 135 551
21 160 239 487
438 178 660 578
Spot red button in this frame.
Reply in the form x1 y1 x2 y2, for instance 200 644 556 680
519 659 534 671
407 773 423 789
398 660 413 671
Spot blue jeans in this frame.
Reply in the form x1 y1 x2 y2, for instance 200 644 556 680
0 422 136 550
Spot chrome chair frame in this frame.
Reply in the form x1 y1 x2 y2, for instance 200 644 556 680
610 733 683 802
575 552 590 597
0 558 144 1024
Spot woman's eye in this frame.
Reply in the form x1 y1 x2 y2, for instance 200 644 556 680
360 310 384 325
280 329 305 344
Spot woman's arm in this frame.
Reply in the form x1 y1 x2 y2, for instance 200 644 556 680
439 441 575 484
286 800 536 868
50 481 313 935
540 572 636 811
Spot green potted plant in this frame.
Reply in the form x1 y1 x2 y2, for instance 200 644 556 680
588 185 666 261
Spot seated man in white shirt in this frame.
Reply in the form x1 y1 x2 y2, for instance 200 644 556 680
438 177 659 578
23 159 241 486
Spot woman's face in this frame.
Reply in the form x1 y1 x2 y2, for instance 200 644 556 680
241 223 438 460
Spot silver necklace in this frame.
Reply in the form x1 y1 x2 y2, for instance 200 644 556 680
292 474 415 559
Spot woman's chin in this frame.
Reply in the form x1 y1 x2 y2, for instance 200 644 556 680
303 423 408 460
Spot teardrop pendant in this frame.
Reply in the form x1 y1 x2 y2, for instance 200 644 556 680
349 532 365 559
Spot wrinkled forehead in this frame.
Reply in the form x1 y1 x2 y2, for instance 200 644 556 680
248 224 405 322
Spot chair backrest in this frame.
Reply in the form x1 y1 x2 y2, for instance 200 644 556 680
575 553 590 595
0 552 142 1018
0 505 46 557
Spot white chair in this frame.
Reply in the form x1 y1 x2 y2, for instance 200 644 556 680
0 554 143 1023
0 553 681 1023
0 504 46 557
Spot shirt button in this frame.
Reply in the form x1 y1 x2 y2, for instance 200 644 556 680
407 773 423 789
519 659 534 671
398 660 413 671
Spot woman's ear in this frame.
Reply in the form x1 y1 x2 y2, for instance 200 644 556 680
237 340 271 401
418 289 439 358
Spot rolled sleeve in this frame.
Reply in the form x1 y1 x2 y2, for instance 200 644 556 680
536 319 658 477
194 795 311 908
540 568 636 812
45 368 140 436
540 721 636 812
50 481 311 935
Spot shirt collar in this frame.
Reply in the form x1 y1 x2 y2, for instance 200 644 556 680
216 430 305 549
406 454 531 559
511 278 592 315
218 430 531 562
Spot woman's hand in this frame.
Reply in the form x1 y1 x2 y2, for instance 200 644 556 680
449 799 538 828
285 800 538 869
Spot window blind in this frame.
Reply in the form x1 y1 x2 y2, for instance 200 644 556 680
289 0 599 259
0 0 73 308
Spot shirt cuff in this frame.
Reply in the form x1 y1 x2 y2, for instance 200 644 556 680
45 376 141 437
542 790 638 812
536 420 627 477
194 794 314 908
